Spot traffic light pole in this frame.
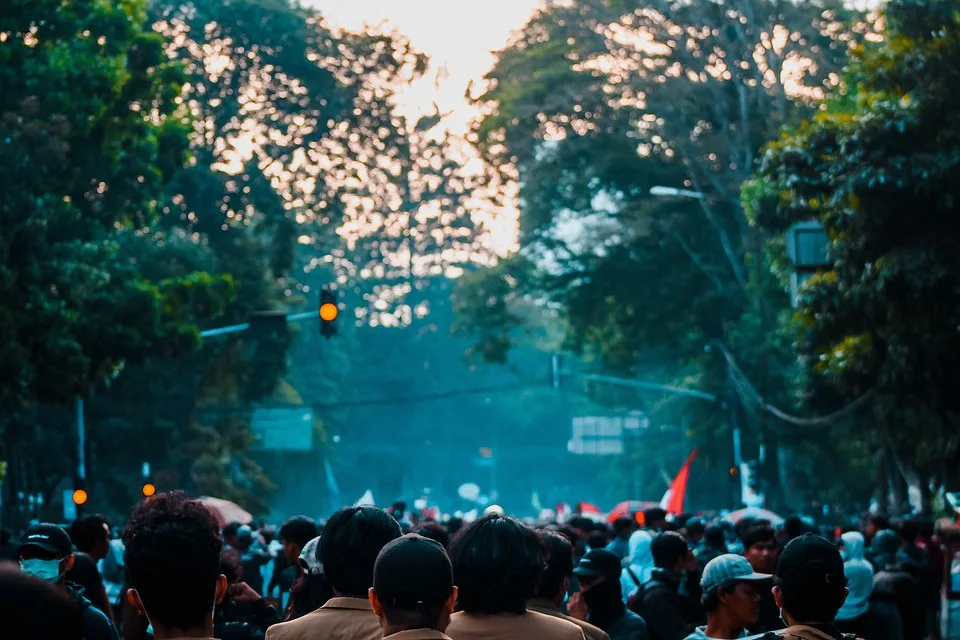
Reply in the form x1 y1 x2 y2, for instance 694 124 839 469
198 310 321 339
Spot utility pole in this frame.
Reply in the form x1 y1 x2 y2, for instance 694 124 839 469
75 395 86 517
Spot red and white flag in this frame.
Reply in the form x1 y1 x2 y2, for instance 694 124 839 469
660 450 698 515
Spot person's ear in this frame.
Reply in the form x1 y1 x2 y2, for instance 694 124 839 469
445 586 458 614
127 589 148 618
63 554 76 573
772 585 783 609
368 588 384 617
214 574 228 605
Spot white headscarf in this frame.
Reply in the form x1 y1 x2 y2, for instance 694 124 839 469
837 531 873 621
620 530 654 602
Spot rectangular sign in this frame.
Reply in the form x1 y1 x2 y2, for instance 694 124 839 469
567 415 646 456
250 407 314 451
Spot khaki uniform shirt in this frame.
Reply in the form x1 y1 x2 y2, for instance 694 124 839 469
265 597 382 640
446 610 586 640
527 598 611 640
384 630 453 640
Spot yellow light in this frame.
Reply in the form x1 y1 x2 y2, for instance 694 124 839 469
319 302 338 322
72 489 88 505
729 467 738 476
142 483 156 497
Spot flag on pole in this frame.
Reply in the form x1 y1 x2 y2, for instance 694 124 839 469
660 450 698 514
354 489 375 507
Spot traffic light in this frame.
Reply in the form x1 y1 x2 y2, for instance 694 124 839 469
72 488 88 506
320 289 338 339
141 462 156 497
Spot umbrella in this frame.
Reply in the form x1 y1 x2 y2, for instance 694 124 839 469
606 501 661 523
723 507 784 526
197 496 253 528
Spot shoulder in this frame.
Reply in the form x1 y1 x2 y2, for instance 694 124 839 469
528 610 585 638
81 605 117 640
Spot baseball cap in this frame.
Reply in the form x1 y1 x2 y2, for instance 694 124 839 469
298 536 323 576
701 554 772 594
18 524 73 557
775 534 845 593
573 548 622 581
373 533 454 610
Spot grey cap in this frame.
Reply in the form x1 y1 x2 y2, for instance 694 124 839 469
701 553 772 594
298 536 323 576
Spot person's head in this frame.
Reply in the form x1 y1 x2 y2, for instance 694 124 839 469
900 519 919 546
839 531 866 562
644 508 668 531
123 492 226 636
574 548 625 611
415 522 451 549
700 554 770 629
370 534 458 633
449 514 545 614
536 532 574 604
742 525 778 574
613 517 637 540
0 566 86 638
320 506 402 597
17 524 75 584
70 515 112 560
285 536 335 621
684 518 706 545
222 522 242 548
446 517 464 537
704 525 727 550
586 530 608 551
651 531 690 574
864 515 890 541
234 525 255 550
279 516 318 564
774 534 848 626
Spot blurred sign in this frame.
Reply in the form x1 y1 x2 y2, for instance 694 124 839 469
63 490 77 521
250 407 313 451
567 414 648 455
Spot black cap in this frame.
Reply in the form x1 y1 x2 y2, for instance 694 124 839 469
574 548 622 580
373 533 454 610
18 524 73 557
775 534 845 593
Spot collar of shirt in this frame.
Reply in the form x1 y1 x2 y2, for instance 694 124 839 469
383 630 452 640
527 598 561 614
321 596 374 611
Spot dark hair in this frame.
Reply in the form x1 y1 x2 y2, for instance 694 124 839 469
613 517 635 535
70 515 110 553
587 531 608 550
900 519 919 544
449 514 546 614
0 570 86 637
704 526 726 548
701 583 734 613
651 532 688 569
123 492 223 632
285 572 335 621
536 532 574 599
279 516 318 550
446 517 464 537
644 508 667 526
222 522 242 541
867 514 890 531
684 518 705 536
783 516 806 540
319 506 401 596
741 525 776 550
779 580 846 623
416 522 451 549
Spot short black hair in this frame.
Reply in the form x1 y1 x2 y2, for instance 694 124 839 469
651 531 688 569
123 492 223 632
684 518 705 536
587 531 608 550
70 515 110 553
644 508 667 525
446 517 464 537
319 506 401 596
742 525 776 550
867 514 890 531
704 526 726 548
279 516 318 550
222 522 242 540
783 516 806 540
0 570 85 636
449 514 546 614
613 517 635 535
536 532 574 599
415 522 450 549
900 519 919 543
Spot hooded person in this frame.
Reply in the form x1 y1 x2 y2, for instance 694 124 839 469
18 523 119 640
570 549 649 640
837 532 873 625
871 531 923 640
621 531 655 604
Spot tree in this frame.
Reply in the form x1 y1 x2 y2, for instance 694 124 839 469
749 0 960 492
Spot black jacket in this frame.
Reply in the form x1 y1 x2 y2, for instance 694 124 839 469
66 582 120 640
628 569 696 640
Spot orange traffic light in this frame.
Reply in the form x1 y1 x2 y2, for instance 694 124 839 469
142 483 156 497
72 489 88 505
729 467 739 476
319 302 338 322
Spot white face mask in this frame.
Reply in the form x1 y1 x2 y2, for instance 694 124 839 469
21 558 64 583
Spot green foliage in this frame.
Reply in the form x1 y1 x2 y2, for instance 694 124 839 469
752 0 960 485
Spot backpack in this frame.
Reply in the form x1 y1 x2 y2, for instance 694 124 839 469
625 571 667 615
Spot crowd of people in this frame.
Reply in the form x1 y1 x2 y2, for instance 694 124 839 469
0 496 950 640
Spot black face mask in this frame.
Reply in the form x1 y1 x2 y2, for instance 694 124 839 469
583 580 625 629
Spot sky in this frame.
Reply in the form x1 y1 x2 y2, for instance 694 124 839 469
305 0 542 131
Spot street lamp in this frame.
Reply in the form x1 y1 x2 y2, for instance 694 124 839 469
649 185 707 200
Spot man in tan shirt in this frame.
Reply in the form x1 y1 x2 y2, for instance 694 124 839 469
369 533 458 640
266 506 402 640
445 514 586 640
528 532 610 640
